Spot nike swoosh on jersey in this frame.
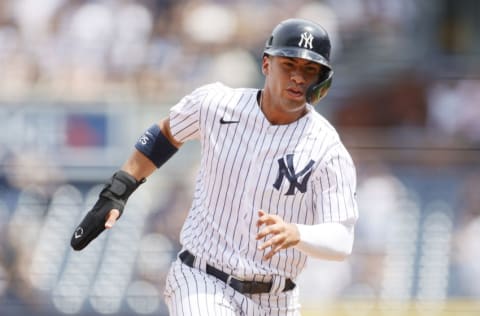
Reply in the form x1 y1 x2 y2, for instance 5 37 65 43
220 118 240 124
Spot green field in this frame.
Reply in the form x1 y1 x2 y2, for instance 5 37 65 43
302 300 480 316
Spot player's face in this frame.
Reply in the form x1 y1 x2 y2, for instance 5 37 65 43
263 56 322 112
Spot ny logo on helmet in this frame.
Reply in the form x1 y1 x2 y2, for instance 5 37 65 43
298 32 314 49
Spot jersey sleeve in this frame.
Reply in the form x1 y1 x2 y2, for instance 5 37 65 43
312 143 359 224
169 85 210 143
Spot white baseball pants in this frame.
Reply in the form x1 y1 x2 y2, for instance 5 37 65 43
164 259 301 316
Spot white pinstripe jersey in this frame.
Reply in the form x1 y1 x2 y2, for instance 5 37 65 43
169 82 358 281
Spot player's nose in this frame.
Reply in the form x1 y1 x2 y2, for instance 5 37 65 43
290 71 306 85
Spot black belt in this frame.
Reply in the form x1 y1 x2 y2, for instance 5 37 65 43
179 250 295 294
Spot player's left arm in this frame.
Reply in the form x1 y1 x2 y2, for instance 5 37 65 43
256 144 358 261
256 212 355 261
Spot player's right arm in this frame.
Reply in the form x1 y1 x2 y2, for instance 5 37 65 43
104 117 183 225
70 117 182 251
122 118 183 180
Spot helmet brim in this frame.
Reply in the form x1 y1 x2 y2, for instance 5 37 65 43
264 47 331 70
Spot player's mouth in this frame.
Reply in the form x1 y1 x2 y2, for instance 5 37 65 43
286 88 304 100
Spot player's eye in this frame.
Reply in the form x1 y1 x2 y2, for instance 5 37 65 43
282 61 294 69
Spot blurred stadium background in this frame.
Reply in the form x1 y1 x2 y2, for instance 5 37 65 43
0 0 479 315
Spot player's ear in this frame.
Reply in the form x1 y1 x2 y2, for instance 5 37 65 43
262 55 270 76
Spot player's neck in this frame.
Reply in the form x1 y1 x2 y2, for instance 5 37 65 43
258 90 308 125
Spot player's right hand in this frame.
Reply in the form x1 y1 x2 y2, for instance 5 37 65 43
105 209 120 229
70 197 124 251
70 170 144 251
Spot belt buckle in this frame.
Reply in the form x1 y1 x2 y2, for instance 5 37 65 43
226 274 243 285
226 275 234 286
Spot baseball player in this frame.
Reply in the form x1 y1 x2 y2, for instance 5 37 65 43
71 18 358 315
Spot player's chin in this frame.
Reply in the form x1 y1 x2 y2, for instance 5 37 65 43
283 93 306 109
281 101 307 114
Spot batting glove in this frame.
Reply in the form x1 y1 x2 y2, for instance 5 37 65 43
70 170 145 251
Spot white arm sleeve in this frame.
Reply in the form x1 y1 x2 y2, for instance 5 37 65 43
295 220 355 261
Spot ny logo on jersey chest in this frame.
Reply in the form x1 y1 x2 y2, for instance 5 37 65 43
273 154 315 195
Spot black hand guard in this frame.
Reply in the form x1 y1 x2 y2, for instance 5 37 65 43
70 170 145 251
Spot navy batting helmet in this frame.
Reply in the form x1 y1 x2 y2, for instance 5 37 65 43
264 18 333 105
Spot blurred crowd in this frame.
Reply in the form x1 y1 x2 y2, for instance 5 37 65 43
1 0 480 315
0 0 326 102
0 0 428 103
0 0 479 140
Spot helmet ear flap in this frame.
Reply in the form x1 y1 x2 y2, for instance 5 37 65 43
306 70 333 105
